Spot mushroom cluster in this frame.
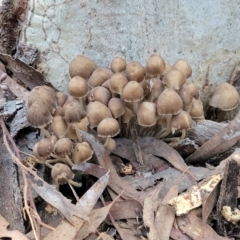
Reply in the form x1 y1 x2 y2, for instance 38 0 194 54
27 54 205 185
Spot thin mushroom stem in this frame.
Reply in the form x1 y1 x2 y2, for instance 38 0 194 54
68 182 80 202
65 155 74 167
67 179 82 187
40 127 51 138
157 115 172 138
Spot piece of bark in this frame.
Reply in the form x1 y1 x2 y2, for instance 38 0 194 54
0 132 25 233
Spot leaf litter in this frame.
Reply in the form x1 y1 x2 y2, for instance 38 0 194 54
1 67 240 239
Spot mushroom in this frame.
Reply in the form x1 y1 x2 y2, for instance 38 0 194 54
156 88 183 138
86 101 112 128
56 92 68 107
64 101 86 142
33 138 55 162
122 81 144 114
173 59 192 79
110 57 126 73
68 76 89 107
122 107 134 137
97 118 120 151
209 83 240 121
110 73 129 97
170 110 193 140
28 86 57 114
189 98 205 121
126 61 146 83
54 138 74 166
88 68 113 88
178 82 199 113
27 101 52 137
147 78 164 102
88 86 111 106
162 68 186 91
72 142 93 164
108 98 125 119
69 55 97 79
145 54 165 79
48 115 68 138
51 163 82 187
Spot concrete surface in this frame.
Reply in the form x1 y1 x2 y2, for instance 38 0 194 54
21 0 240 101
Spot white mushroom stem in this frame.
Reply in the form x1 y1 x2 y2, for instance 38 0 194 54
50 153 74 167
40 127 51 138
155 115 172 138
67 179 82 187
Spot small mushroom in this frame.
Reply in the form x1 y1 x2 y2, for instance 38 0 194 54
86 101 112 128
173 59 192 79
27 101 52 137
110 73 129 97
51 163 82 187
189 98 205 121
126 61 146 83
48 115 68 138
88 68 113 88
110 57 126 73
88 86 111 106
54 138 74 166
145 54 165 78
69 55 97 79
72 142 93 164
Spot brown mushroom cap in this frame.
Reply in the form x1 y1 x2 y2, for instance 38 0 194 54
157 88 183 115
68 76 89 98
178 82 199 107
69 55 97 79
97 118 120 137
87 101 112 128
209 83 240 111
137 102 157 127
35 138 55 159
173 59 192 78
27 101 53 128
48 135 59 145
88 86 111 106
145 54 165 77
126 61 146 82
162 68 186 91
88 68 113 88
48 115 68 138
190 98 205 120
28 86 57 114
64 101 86 124
122 107 134 123
110 73 129 95
72 142 93 164
101 79 112 91
147 78 164 101
51 163 74 185
110 57 126 73
54 138 73 157
122 81 144 103
171 110 193 133
108 98 125 118
56 92 68 106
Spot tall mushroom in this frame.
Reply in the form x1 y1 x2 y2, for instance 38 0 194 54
145 54 165 79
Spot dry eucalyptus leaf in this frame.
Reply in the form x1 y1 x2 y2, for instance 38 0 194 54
31 179 89 224
177 212 229 240
80 131 146 204
186 110 240 164
169 174 222 216
0 214 29 240
44 171 110 240
170 226 192 240
139 137 195 179
76 202 117 240
143 187 161 240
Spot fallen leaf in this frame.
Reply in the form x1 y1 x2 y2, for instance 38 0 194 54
170 226 192 240
44 171 109 240
139 137 195 179
31 178 89 224
80 131 146 204
0 214 29 240
143 187 161 240
177 211 229 240
186 110 240 164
